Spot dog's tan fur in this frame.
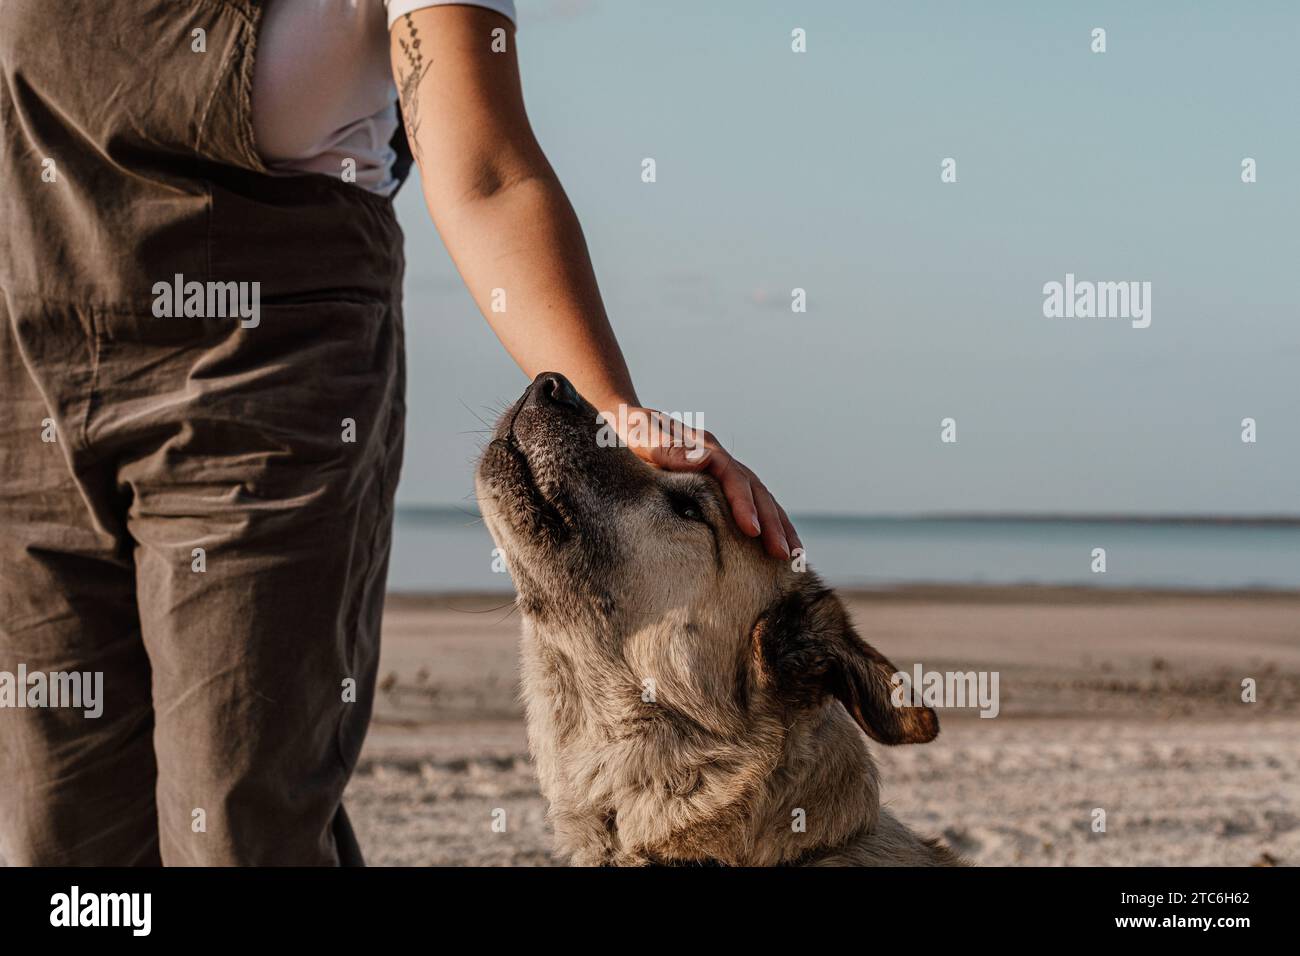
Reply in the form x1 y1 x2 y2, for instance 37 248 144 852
477 374 966 866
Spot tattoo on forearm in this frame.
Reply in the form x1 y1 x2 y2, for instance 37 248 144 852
396 13 430 163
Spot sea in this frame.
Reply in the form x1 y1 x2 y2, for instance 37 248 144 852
388 507 1300 594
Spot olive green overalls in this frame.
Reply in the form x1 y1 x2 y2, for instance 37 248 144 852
0 0 406 864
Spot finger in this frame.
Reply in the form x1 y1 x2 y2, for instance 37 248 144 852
750 478 790 559
775 501 802 554
708 451 761 537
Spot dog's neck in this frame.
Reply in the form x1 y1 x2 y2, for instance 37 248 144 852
522 624 884 865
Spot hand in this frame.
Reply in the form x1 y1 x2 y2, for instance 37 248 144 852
606 406 802 560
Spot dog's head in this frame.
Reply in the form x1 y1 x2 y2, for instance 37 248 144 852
475 372 938 750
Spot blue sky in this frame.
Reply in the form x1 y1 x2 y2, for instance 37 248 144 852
393 0 1299 515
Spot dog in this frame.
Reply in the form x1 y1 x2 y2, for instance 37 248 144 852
476 372 965 866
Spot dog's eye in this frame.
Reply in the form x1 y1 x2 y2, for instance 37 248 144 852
666 490 705 523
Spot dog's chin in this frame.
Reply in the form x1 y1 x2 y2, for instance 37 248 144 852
477 437 573 550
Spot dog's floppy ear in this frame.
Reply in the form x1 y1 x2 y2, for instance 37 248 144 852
752 587 938 745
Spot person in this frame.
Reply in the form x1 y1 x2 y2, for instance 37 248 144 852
0 0 798 866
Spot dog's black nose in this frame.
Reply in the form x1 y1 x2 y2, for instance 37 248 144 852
527 372 580 410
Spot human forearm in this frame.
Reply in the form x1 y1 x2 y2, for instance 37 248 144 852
391 6 634 412
430 171 638 414
390 5 798 557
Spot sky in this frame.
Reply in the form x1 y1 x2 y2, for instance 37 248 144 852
392 0 1299 516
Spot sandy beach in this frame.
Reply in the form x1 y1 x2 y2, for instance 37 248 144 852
347 587 1300 866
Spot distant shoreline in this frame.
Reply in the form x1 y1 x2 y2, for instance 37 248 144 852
885 514 1300 527
394 506 1300 527
384 582 1300 608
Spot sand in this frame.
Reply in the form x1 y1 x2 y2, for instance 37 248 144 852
347 587 1300 866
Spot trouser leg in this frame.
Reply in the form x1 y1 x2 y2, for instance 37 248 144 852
111 301 404 865
0 306 160 866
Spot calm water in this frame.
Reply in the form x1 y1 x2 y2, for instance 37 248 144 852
388 508 1300 593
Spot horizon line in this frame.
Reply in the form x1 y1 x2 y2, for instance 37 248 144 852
395 504 1300 527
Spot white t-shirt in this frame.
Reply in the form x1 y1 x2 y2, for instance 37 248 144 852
252 0 517 196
